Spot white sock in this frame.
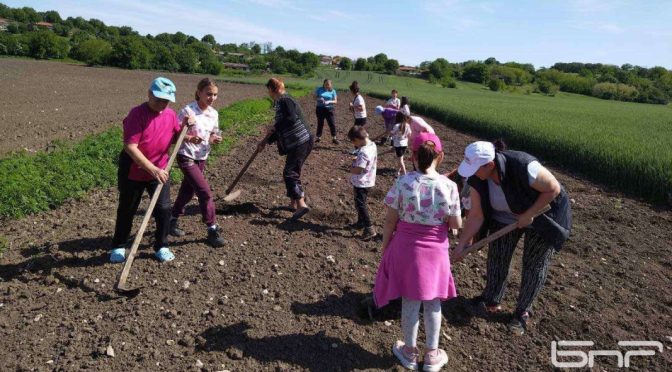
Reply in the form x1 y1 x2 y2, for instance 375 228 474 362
209 224 217 230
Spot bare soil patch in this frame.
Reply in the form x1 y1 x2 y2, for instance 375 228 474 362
0 87 670 371
0 58 264 156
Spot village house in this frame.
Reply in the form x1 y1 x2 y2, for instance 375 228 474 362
34 21 53 30
319 55 333 65
398 65 420 75
0 18 10 32
223 62 250 72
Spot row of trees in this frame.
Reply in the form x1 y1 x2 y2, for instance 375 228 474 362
335 53 400 75
1 4 669 104
0 4 320 76
416 56 671 104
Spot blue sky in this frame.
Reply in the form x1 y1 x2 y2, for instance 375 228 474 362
4 0 671 68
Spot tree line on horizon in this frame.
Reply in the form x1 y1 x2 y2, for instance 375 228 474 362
0 3 670 105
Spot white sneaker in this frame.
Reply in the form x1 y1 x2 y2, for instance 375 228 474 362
422 349 448 371
392 340 419 370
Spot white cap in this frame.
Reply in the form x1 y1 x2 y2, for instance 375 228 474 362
458 141 495 177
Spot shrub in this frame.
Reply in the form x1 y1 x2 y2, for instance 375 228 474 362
488 78 506 91
535 79 559 96
70 38 112 65
490 65 532 86
27 31 69 59
592 82 639 101
461 62 489 83
109 36 151 69
441 76 457 88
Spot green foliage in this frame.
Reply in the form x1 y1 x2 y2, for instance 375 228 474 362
0 128 122 219
592 82 639 101
109 36 150 69
150 44 179 72
535 79 559 96
175 46 198 73
339 57 352 71
354 58 368 71
440 76 457 88
428 58 453 82
488 78 506 91
70 38 112 65
461 62 489 83
489 65 532 86
201 34 216 45
27 31 69 59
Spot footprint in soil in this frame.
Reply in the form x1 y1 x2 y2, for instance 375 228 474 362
197 322 394 370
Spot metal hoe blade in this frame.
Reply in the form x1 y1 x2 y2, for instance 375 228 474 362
223 189 242 202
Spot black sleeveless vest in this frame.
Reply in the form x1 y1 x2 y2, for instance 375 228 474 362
468 150 572 250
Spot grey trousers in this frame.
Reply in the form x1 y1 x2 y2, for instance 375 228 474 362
482 222 555 316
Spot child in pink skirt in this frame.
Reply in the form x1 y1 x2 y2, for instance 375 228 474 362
374 133 462 371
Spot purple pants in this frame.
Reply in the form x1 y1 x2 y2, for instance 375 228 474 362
172 155 216 226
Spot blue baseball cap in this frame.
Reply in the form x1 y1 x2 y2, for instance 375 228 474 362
149 77 176 102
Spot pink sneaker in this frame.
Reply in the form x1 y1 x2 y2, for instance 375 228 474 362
423 349 448 371
392 340 419 370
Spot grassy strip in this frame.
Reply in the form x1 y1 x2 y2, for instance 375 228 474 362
0 88 307 220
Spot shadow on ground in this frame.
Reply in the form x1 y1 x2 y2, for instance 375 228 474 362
197 322 394 371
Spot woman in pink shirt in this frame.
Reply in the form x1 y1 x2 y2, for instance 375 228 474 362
110 77 185 263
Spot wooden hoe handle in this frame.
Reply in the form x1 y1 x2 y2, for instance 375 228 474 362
225 132 273 195
460 205 552 258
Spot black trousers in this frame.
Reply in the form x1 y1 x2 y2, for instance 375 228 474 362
283 139 313 200
112 152 171 251
354 187 372 227
482 221 555 315
316 106 336 137
354 118 367 127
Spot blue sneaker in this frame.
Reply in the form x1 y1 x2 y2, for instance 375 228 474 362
109 248 126 263
154 247 175 262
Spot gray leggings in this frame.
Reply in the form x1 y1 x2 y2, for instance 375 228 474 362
401 297 442 350
482 223 555 315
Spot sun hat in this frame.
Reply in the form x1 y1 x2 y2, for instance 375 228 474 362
457 141 495 177
375 105 385 114
411 132 443 153
149 77 176 102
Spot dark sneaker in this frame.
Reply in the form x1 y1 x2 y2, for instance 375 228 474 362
507 311 530 336
362 226 377 240
169 218 185 237
346 220 365 229
207 226 226 247
466 297 502 317
289 207 310 222
332 137 339 145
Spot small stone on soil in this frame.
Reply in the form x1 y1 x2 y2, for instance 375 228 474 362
106 345 115 357
195 359 204 368
384 321 392 326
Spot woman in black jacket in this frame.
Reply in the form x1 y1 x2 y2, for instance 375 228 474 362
258 78 313 222
452 140 572 335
